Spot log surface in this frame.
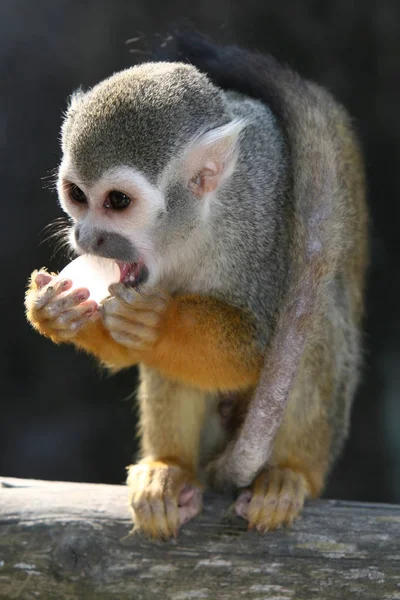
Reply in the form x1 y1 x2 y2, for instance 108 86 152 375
0 477 399 599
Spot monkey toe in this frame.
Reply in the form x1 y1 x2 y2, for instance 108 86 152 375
178 483 203 525
132 494 179 540
128 462 202 540
235 467 310 533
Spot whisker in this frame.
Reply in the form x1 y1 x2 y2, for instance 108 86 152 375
38 215 75 263
49 236 76 263
40 216 70 234
41 168 60 191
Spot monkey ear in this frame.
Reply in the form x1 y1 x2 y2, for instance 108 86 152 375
184 119 247 199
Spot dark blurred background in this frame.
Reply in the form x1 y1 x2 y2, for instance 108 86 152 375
1 0 399 503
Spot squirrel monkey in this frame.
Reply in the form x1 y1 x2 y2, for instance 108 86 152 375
25 31 368 539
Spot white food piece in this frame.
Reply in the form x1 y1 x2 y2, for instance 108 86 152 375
57 255 120 304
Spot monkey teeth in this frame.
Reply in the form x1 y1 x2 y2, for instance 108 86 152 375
118 261 141 286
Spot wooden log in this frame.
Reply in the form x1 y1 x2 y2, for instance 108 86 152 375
0 477 399 599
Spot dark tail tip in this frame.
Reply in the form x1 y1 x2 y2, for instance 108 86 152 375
150 23 222 65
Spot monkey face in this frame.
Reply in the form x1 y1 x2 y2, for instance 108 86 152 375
57 162 166 287
58 116 245 289
57 64 246 288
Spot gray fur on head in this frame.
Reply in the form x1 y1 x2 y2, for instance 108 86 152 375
61 62 230 183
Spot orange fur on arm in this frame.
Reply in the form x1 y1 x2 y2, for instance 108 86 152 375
26 273 262 386
72 319 138 369
143 294 263 391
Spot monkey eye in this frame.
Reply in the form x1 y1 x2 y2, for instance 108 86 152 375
105 191 131 210
68 184 87 204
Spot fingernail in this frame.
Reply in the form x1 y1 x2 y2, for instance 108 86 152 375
61 280 70 289
76 293 89 302
36 278 47 290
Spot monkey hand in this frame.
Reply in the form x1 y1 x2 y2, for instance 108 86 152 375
100 283 169 358
25 270 99 343
127 460 203 539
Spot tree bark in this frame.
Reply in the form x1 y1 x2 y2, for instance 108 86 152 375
0 477 399 599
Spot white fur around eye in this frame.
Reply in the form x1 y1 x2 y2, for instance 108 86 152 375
58 161 166 230
84 165 165 232
57 158 87 217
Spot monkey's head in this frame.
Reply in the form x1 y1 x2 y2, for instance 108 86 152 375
57 62 246 287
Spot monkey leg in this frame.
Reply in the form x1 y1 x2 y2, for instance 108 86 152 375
127 366 209 539
234 345 336 532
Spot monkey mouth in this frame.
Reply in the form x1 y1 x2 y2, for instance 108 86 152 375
117 261 148 287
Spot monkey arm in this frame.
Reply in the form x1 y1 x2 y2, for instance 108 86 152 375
142 294 263 391
85 292 263 389
24 273 136 369
70 318 137 367
100 284 264 389
25 274 263 389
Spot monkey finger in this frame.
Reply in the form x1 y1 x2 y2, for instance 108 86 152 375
164 476 202 529
131 500 152 536
108 283 168 312
178 483 196 506
245 474 268 529
35 272 55 289
164 495 180 537
108 283 143 307
42 288 92 318
284 473 309 527
255 472 282 533
132 495 170 540
178 485 202 526
248 469 279 531
149 498 171 539
34 278 72 310
54 301 98 328
102 300 162 328
104 316 157 342
103 294 165 317
131 489 168 539
235 489 252 520
109 331 148 349
268 471 296 530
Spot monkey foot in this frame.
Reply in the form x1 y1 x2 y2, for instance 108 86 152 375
127 461 203 540
235 466 310 533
